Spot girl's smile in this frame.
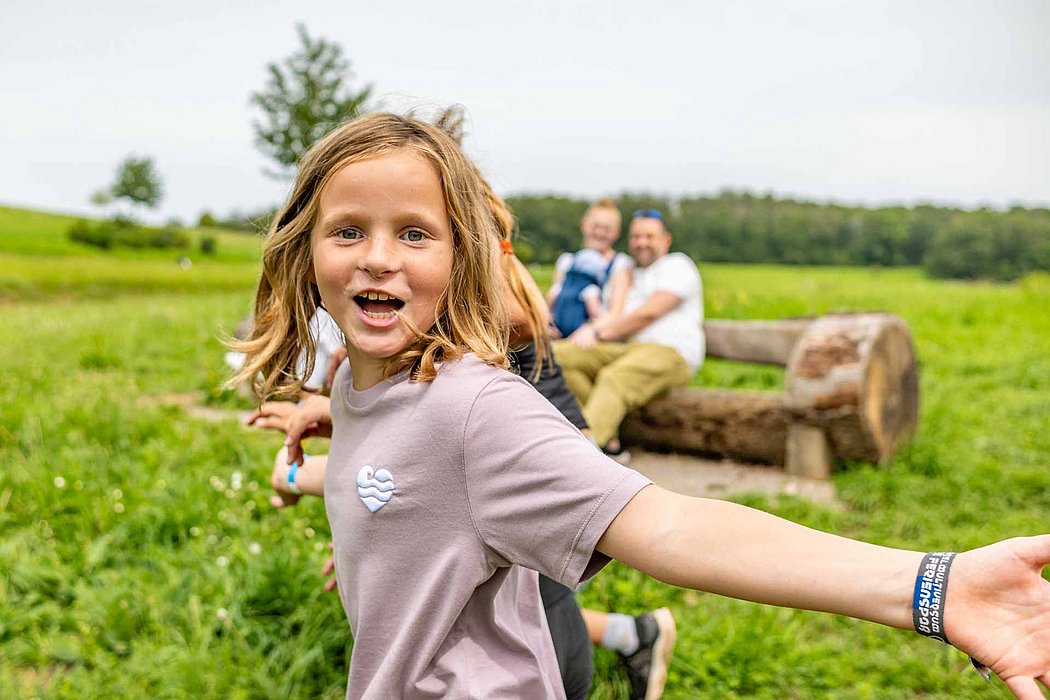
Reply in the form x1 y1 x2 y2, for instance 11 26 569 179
311 149 454 390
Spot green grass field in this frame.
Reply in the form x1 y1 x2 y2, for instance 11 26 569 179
1 206 1048 698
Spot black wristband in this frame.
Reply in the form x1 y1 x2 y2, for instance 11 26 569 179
913 552 992 680
913 552 956 644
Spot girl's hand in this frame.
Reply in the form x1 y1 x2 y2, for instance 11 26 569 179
322 545 338 593
269 449 327 502
284 395 333 465
944 536 1050 699
246 400 299 433
324 346 349 394
269 446 302 508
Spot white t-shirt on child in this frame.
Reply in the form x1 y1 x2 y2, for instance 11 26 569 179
553 250 634 308
325 355 650 699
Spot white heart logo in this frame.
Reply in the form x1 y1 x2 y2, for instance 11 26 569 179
357 465 394 513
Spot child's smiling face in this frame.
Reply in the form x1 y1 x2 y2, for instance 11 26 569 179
580 208 621 252
311 149 454 388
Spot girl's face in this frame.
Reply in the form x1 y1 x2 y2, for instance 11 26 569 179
580 208 621 253
311 149 454 389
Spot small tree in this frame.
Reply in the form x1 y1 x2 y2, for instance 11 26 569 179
251 24 372 178
94 155 163 221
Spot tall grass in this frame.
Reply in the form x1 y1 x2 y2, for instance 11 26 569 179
2 206 1048 698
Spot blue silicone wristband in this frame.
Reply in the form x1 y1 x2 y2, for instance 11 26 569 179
286 454 310 494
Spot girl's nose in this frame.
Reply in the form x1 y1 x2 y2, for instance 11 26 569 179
360 236 400 278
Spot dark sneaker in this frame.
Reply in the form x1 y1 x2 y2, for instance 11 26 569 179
621 607 676 700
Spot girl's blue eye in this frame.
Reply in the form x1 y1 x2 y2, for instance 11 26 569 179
403 229 426 243
336 228 362 240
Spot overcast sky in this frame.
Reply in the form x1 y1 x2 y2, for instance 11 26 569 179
2 0 1048 223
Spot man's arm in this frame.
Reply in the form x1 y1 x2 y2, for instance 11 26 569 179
572 290 681 346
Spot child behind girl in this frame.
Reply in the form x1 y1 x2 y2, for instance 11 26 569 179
234 112 1050 700
547 198 633 338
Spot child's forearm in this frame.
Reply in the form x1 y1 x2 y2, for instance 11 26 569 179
599 486 921 629
293 455 328 497
273 452 328 498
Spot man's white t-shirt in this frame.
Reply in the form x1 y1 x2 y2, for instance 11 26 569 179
624 252 704 371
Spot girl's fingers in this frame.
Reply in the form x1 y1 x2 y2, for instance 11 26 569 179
325 576 338 593
1004 675 1046 700
322 557 335 576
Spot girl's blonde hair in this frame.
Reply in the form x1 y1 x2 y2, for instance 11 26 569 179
231 112 509 400
433 105 550 378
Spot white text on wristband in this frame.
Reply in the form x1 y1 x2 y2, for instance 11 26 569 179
913 551 955 643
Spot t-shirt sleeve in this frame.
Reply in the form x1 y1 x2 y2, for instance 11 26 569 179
653 254 699 300
611 252 635 275
462 373 651 587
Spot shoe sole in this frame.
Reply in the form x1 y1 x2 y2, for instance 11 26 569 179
645 607 677 700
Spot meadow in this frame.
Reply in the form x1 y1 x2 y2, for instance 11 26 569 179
1 206 1048 698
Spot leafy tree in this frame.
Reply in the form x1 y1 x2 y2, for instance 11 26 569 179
92 155 163 220
251 24 372 178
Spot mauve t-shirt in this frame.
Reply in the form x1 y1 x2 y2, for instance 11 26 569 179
325 354 651 699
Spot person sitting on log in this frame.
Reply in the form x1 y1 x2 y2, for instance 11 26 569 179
554 209 703 457
546 198 634 338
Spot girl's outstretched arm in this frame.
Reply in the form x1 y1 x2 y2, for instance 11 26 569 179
597 485 1050 698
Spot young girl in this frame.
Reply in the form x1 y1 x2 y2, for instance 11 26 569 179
234 112 1050 700
248 146 676 699
547 198 633 338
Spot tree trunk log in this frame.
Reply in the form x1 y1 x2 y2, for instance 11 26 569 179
620 313 919 470
703 318 812 365
620 389 788 465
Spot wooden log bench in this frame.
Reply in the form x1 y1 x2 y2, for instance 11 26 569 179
618 313 919 479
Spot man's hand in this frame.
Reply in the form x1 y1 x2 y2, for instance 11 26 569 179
568 323 600 349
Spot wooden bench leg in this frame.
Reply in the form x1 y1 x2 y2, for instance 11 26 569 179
786 423 832 480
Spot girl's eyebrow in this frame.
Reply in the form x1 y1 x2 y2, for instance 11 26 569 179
317 208 449 232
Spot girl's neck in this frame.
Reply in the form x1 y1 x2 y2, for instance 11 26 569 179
347 351 388 391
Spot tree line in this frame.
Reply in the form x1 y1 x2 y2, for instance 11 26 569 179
76 24 1048 282
506 192 1050 281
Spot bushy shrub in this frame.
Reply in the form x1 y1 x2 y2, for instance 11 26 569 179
66 219 190 251
68 220 112 249
199 235 218 255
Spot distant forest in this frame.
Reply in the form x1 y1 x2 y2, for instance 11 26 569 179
211 191 1050 282
505 192 1050 281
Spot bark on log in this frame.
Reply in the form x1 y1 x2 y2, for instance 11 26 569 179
620 313 919 471
620 389 788 464
703 318 812 365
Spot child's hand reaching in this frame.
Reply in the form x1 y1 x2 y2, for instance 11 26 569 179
246 400 300 433
284 395 333 466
